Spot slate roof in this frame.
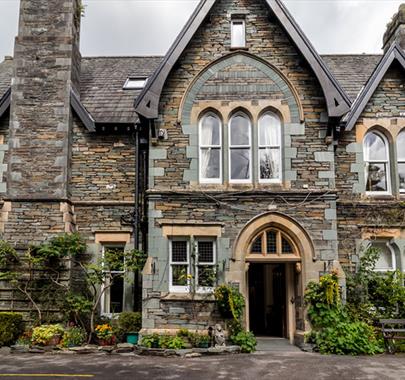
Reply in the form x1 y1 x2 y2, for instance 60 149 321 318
0 54 385 122
321 54 382 101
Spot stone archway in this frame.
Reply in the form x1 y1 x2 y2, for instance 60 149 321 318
227 212 324 343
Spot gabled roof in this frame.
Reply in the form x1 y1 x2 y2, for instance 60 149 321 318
134 0 351 119
344 43 405 131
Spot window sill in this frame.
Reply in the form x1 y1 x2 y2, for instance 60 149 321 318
230 47 249 51
161 293 215 302
364 193 395 200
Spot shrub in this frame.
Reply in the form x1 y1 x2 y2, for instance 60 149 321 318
305 272 383 355
159 335 186 349
118 312 142 333
95 324 113 340
230 330 257 353
0 241 18 269
214 284 245 320
31 324 64 346
0 312 24 347
61 326 87 348
140 334 159 348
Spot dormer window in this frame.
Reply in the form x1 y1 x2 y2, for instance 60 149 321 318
231 19 246 48
123 77 148 90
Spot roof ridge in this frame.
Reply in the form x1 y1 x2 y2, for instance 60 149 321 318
82 55 164 59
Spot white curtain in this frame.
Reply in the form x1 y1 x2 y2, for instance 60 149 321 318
200 115 215 179
260 113 280 179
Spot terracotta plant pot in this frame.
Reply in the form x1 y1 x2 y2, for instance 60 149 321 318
98 337 115 346
47 335 62 346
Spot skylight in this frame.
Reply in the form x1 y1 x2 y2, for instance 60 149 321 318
123 77 148 90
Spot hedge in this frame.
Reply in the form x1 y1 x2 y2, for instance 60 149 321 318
0 312 24 347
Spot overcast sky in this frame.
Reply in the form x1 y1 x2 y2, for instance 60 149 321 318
0 0 404 60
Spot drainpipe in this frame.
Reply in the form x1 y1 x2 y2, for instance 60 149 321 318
134 123 140 251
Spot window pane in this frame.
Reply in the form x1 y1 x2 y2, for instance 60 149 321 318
397 131 405 161
198 241 214 263
364 133 387 161
230 149 250 180
259 113 281 146
281 237 293 254
399 163 405 191
171 241 187 263
230 115 250 146
172 265 188 286
200 148 220 179
251 236 262 253
231 21 245 47
198 266 216 288
201 114 220 146
109 276 124 313
373 243 393 271
365 163 387 192
260 148 280 180
267 231 277 253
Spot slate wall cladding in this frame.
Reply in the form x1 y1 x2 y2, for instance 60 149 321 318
145 0 339 330
71 118 135 202
335 64 405 265
7 0 81 199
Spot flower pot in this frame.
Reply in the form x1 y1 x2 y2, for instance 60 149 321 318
98 337 115 346
48 335 62 346
198 342 209 349
126 332 139 345
151 341 159 349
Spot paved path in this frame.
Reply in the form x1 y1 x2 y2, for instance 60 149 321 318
0 352 404 380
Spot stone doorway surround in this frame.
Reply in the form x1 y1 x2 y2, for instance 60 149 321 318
227 212 325 344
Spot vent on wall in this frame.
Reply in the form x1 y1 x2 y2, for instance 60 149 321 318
123 77 148 90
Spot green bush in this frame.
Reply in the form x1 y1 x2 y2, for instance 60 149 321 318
140 334 159 348
0 312 24 347
118 312 142 333
159 335 186 349
230 330 257 353
31 324 64 346
61 326 87 348
305 273 383 355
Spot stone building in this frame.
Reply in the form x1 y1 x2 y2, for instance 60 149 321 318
0 0 404 344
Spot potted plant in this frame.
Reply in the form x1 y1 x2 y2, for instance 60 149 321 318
95 324 115 346
197 334 211 349
118 312 142 345
31 324 64 346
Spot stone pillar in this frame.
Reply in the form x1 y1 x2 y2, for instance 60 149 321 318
383 4 405 52
8 0 82 200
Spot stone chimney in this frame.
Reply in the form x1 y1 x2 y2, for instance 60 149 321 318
8 0 82 200
383 4 405 52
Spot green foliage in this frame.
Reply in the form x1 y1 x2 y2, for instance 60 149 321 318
230 330 257 353
0 241 18 269
140 334 160 348
117 312 142 338
346 246 405 324
61 326 87 348
305 272 383 355
159 335 186 349
177 328 190 338
214 284 245 321
31 324 64 346
0 312 24 347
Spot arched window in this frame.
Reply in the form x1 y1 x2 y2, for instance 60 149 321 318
258 112 282 182
363 131 390 193
397 130 405 193
199 112 222 183
229 112 251 183
249 228 298 259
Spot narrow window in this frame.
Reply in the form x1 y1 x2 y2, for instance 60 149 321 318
397 130 405 193
101 245 125 315
199 113 222 183
123 77 148 90
364 131 390 193
229 112 252 183
258 112 282 182
196 240 216 292
169 240 190 292
231 19 245 48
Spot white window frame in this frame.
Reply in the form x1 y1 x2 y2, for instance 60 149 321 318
196 238 217 294
397 130 405 193
169 239 191 293
363 131 391 196
370 241 397 272
231 19 246 48
100 244 126 316
123 77 148 90
258 112 282 184
229 112 252 184
199 112 222 184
